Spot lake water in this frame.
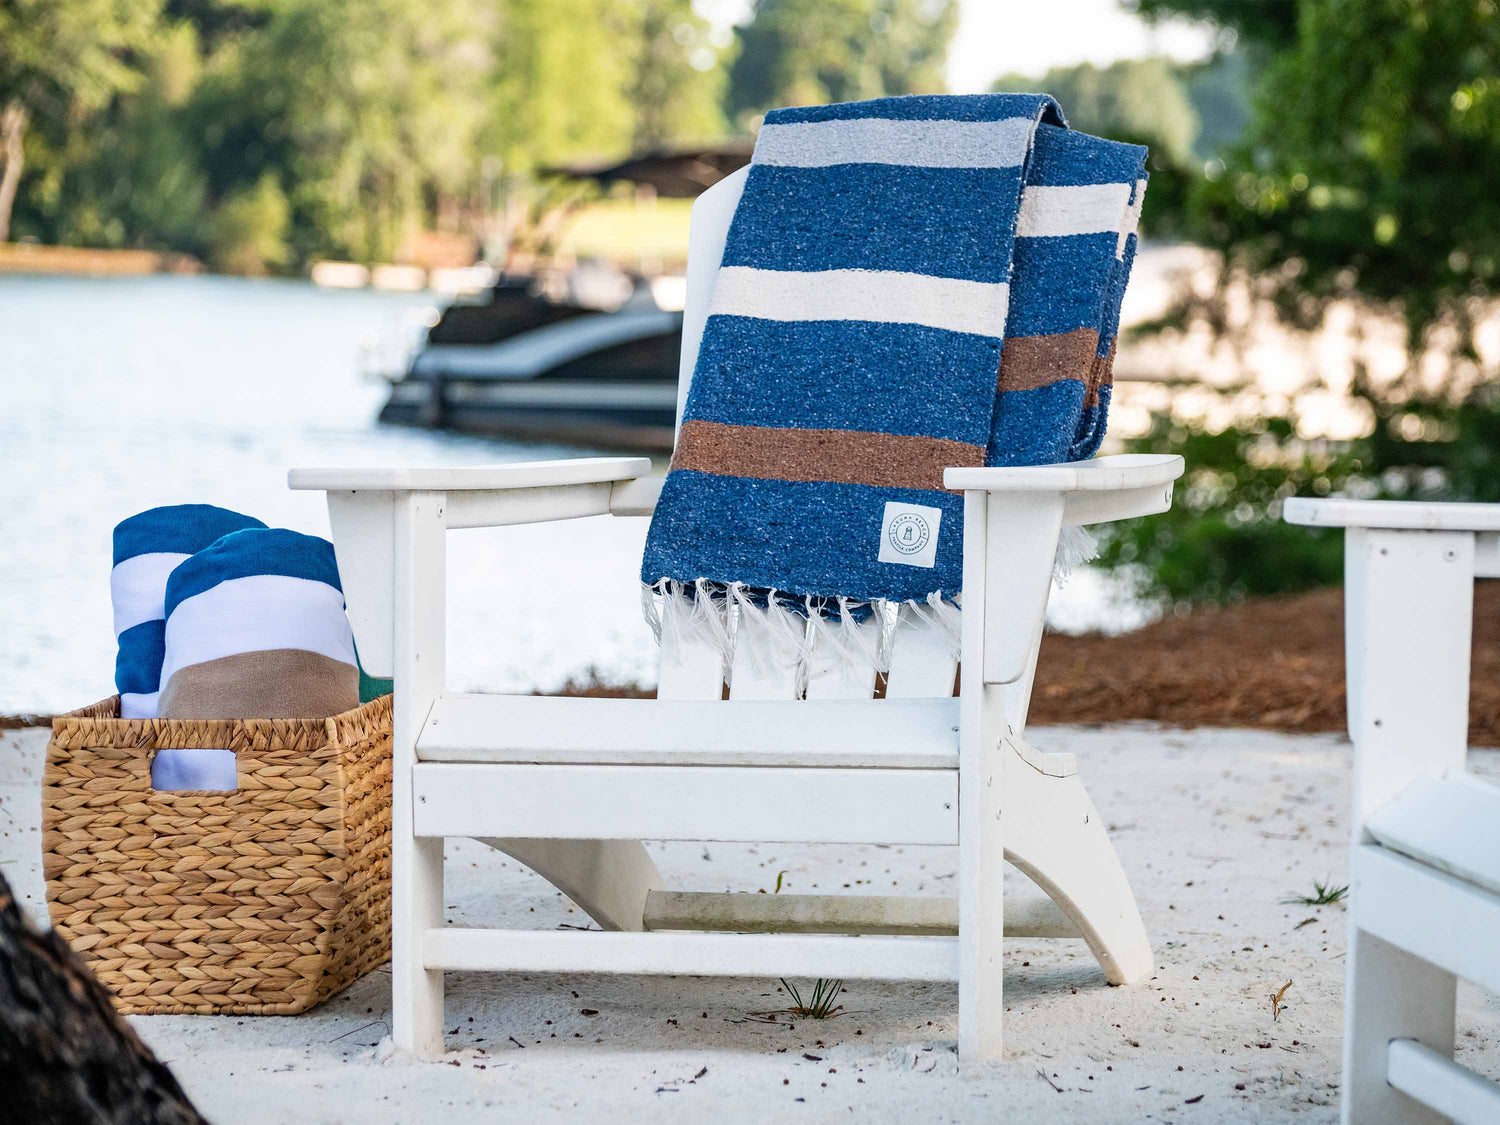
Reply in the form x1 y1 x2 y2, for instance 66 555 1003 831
0 274 1142 715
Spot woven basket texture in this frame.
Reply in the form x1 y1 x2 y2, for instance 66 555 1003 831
42 694 392 1015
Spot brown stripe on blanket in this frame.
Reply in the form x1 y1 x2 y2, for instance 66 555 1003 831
673 419 983 492
159 648 358 720
1084 337 1118 408
996 325 1100 393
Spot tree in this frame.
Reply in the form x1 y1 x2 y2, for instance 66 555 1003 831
727 0 957 127
629 0 726 150
1086 0 1500 607
1129 0 1298 49
196 0 495 264
487 0 636 176
994 57 1200 163
1146 0 1500 375
0 0 163 241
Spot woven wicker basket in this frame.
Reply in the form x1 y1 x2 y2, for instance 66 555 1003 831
42 694 392 1015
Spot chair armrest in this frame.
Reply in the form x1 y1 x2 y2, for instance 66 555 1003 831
946 454 1183 529
1284 497 1500 533
287 456 652 493
1286 498 1500 580
944 453 1183 493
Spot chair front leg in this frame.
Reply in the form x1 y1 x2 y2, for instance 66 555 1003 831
392 491 448 1057
1341 526 1474 1122
957 491 1008 1064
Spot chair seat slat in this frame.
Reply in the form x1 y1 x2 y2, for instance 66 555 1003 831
417 693 959 768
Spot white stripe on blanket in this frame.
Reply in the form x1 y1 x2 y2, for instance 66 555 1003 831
1116 178 1148 258
1016 182 1136 239
111 551 191 636
711 266 1011 338
159 574 355 687
119 691 160 719
754 116 1035 169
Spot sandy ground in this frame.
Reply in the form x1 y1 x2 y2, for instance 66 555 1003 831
4 723 1499 1124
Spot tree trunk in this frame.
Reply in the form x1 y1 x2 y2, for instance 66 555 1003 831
0 100 28 244
0 870 208 1125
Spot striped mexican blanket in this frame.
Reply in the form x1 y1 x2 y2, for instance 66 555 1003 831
641 93 1146 671
111 505 267 719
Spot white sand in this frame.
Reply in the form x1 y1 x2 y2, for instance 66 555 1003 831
4 724 1498 1123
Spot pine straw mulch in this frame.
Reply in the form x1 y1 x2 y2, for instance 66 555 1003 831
559 582 1500 745
1026 582 1500 744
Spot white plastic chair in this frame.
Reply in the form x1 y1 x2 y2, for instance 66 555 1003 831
291 166 1184 1064
1285 497 1500 1123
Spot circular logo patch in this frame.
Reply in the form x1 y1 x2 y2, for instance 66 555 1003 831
886 512 932 556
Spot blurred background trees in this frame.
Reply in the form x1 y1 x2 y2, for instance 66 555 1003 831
0 0 958 269
726 0 956 128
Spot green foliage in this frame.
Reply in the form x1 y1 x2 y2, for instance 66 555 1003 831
0 0 163 112
1097 383 1500 606
6 0 746 269
1096 414 1355 606
1151 0 1500 364
630 0 726 149
1086 1 1500 606
207 170 288 274
778 977 845 1019
727 0 957 126
1130 0 1299 49
488 0 636 175
1282 878 1348 907
0 0 165 239
995 58 1200 164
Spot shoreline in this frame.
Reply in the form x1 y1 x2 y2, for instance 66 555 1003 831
0 241 201 277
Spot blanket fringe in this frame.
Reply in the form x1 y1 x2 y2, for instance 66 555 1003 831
1052 525 1099 586
644 527 1096 689
643 582 969 691
727 584 811 694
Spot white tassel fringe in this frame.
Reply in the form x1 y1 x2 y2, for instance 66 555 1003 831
643 527 1096 688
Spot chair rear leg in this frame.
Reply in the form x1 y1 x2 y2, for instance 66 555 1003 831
1002 738 1152 985
1342 927 1453 1125
478 839 665 931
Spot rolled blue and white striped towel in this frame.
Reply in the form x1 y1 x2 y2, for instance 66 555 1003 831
154 528 359 789
111 505 267 719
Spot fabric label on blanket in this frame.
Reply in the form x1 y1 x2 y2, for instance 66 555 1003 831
878 502 942 568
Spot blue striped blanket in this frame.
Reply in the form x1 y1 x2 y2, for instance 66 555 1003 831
641 94 1145 665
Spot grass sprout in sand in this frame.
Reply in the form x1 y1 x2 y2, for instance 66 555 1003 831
1282 877 1349 906
776 978 846 1020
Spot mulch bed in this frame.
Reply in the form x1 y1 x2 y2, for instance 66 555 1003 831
1028 582 1500 744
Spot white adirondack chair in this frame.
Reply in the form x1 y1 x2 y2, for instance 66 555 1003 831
1284 498 1500 1124
290 166 1184 1064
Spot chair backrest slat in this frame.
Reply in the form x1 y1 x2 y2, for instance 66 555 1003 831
885 608 959 698
805 617 880 700
659 630 728 700
728 602 805 700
